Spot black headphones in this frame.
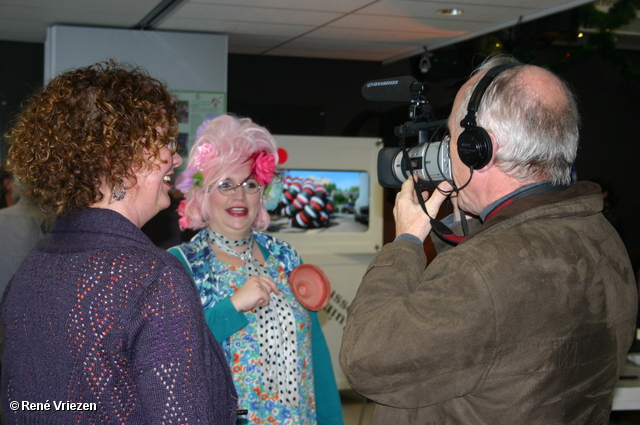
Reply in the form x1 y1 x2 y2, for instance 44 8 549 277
457 63 522 169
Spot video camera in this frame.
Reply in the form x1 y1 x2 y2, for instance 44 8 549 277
362 76 452 189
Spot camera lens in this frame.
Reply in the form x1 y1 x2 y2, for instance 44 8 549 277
377 138 451 188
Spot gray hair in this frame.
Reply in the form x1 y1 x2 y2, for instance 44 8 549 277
454 54 580 185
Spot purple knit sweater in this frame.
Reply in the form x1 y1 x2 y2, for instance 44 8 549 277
1 208 237 424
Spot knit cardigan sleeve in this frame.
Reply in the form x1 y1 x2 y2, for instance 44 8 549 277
128 263 237 424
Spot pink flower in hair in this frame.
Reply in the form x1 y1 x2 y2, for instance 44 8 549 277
177 200 190 230
194 143 218 170
178 216 190 230
251 151 276 186
177 199 187 216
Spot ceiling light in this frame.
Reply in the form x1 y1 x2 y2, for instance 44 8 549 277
438 9 464 16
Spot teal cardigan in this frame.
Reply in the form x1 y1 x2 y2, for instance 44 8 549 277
169 242 344 425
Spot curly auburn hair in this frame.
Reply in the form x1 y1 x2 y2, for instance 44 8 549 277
5 60 178 214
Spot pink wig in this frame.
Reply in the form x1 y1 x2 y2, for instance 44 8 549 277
180 114 278 231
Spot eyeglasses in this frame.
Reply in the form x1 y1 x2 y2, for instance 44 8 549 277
165 139 178 154
216 179 262 196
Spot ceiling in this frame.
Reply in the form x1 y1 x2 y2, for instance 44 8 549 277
0 0 634 63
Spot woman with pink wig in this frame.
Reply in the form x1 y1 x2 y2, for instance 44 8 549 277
169 115 343 425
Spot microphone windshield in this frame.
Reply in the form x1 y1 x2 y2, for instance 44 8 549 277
362 76 418 102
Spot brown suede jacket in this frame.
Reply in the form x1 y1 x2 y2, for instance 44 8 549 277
340 181 638 425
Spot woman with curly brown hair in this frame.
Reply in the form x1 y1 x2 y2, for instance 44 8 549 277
0 61 237 424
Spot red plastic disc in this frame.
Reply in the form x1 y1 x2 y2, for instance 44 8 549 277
289 264 331 311
277 147 288 165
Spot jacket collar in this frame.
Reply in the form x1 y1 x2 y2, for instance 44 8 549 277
433 181 602 246
463 181 603 245
480 181 564 222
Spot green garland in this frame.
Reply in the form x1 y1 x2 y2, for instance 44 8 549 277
552 0 640 80
580 0 640 31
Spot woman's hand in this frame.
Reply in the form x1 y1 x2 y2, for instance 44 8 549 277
230 276 281 312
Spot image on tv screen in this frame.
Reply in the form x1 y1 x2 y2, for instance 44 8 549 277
267 169 369 234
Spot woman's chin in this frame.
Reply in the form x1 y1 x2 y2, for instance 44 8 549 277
159 198 172 212
152 193 172 215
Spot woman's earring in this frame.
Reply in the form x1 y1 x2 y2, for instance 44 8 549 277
112 181 126 201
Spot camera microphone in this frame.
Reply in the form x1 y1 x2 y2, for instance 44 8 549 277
362 77 428 102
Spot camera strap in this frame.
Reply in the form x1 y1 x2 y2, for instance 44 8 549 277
430 218 467 245
429 181 568 246
411 178 470 245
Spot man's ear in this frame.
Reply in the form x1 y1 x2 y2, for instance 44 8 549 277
475 132 498 173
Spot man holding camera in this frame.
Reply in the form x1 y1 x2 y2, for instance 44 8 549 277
340 54 637 424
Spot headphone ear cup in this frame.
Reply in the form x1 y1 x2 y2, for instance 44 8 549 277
457 125 492 169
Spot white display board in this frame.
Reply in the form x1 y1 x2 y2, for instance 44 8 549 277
44 25 227 92
270 135 384 389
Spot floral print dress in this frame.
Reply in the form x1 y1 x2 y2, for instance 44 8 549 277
171 230 316 425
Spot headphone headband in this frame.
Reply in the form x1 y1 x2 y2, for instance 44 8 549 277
457 62 523 169
461 63 522 127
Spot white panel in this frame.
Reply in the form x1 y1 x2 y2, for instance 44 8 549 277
271 135 384 255
333 14 491 32
0 0 158 43
44 25 227 93
192 0 374 13
228 33 292 48
448 0 581 7
362 0 535 20
266 135 384 390
307 252 378 390
227 34 293 54
159 18 313 38
170 3 342 25
311 26 468 42
0 18 48 42
272 37 421 54
267 48 398 61
2 0 156 11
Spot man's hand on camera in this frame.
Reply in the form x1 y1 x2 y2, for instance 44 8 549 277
394 176 452 242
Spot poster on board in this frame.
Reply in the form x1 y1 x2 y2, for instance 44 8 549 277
172 90 226 172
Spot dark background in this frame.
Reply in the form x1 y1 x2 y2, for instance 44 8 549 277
1 16 639 270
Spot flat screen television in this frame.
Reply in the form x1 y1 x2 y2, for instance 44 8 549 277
268 135 383 255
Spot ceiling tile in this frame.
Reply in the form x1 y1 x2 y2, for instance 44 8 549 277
159 18 315 38
169 3 343 25
189 0 374 13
